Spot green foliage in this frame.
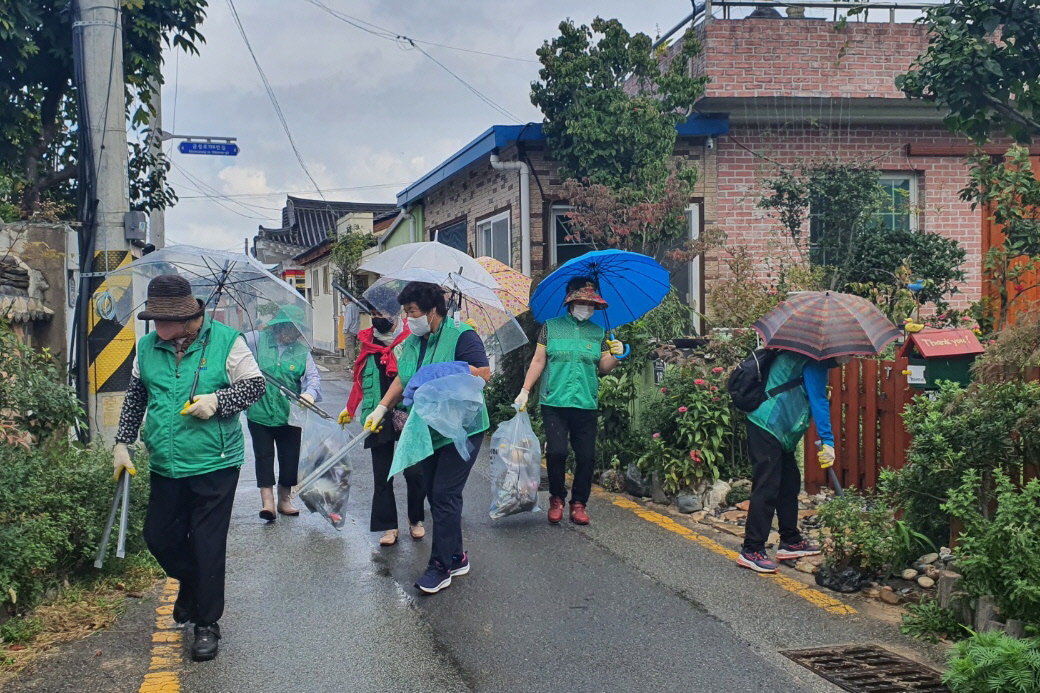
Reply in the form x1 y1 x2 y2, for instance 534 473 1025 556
817 489 928 576
0 616 42 645
483 311 543 432
725 485 751 507
329 224 376 293
897 0 1040 144
0 320 83 439
944 470 1040 627
531 17 707 190
943 630 1040 693
900 598 968 644
846 225 966 308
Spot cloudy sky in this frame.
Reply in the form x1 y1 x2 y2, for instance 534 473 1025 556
158 0 705 251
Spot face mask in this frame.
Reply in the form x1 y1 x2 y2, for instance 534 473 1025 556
371 317 393 334
407 315 431 337
570 305 594 322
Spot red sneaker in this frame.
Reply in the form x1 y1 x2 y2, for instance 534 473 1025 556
570 501 590 525
548 496 565 524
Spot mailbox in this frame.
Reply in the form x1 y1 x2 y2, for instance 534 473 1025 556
897 328 985 389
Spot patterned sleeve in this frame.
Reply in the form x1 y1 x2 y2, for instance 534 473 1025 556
115 376 148 445
215 376 267 418
538 324 547 346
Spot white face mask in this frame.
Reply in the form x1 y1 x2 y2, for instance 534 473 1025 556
570 305 595 322
406 315 432 336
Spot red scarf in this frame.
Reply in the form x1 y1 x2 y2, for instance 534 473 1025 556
346 326 410 417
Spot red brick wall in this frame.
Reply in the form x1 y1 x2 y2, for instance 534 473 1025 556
706 124 981 308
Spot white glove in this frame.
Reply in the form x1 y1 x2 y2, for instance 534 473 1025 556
364 404 388 433
514 389 529 412
819 444 836 469
113 443 136 481
181 393 218 420
299 393 315 406
337 408 353 425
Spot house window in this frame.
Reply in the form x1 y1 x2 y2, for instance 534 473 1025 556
322 265 331 294
550 206 595 266
311 269 320 296
434 220 468 253
876 174 918 231
477 212 511 265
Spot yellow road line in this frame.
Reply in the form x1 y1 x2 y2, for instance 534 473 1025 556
611 497 856 616
139 578 184 693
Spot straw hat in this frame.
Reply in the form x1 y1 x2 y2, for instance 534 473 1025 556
137 275 204 321
564 282 608 309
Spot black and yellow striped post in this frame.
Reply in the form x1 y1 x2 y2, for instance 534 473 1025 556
87 249 137 441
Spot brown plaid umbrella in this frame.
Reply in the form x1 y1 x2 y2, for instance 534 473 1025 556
752 291 900 360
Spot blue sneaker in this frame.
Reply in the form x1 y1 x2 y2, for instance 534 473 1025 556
415 561 452 594
450 552 469 576
736 549 778 574
775 540 822 561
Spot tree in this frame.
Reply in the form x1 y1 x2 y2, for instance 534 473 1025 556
0 0 207 218
896 0 1040 144
329 224 375 293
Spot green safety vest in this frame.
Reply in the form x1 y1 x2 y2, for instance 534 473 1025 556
397 319 489 451
246 329 309 427
138 318 245 478
359 354 384 422
747 351 811 451
540 314 605 410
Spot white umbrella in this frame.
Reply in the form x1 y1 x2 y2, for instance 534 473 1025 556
358 242 498 289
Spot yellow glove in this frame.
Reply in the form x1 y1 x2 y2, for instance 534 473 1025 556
181 393 218 419
818 444 835 470
337 408 353 425
112 443 136 481
513 389 529 412
364 404 388 433
299 393 315 406
607 339 625 356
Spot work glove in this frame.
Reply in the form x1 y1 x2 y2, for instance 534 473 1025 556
181 393 218 420
364 404 388 433
818 443 836 470
513 389 529 412
337 408 353 425
607 339 625 356
112 443 136 481
299 393 315 406
402 361 470 407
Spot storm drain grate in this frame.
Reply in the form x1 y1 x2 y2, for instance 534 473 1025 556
781 645 948 692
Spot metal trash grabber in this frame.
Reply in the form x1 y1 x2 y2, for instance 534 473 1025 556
94 466 132 569
261 368 334 420
296 429 370 494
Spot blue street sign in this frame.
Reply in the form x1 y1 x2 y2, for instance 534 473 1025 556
178 141 239 156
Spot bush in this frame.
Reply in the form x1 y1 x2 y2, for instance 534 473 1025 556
943 631 1040 693
0 321 83 440
900 599 967 644
944 470 1040 628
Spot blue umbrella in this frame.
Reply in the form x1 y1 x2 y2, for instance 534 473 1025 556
530 249 671 358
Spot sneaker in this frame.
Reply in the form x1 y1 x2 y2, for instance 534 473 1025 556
414 561 452 594
775 540 822 561
569 501 590 525
191 623 221 662
449 552 469 576
547 496 565 524
736 550 778 574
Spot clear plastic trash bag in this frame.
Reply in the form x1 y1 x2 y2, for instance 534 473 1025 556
290 406 349 482
299 461 352 530
488 408 542 520
411 373 487 459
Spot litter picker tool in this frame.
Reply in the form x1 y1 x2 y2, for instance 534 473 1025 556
261 368 334 420
94 465 132 569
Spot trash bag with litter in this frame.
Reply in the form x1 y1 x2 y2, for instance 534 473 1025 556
488 408 541 520
298 460 352 530
290 407 358 530
411 373 487 457
291 406 349 482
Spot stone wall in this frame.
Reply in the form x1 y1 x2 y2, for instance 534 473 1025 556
0 221 72 359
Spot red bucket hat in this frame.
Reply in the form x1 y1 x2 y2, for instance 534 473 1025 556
564 282 608 309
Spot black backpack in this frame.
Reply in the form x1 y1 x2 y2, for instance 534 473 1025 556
726 348 804 413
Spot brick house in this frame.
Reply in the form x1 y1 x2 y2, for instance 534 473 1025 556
385 3 991 330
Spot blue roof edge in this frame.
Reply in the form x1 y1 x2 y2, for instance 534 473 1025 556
396 115 728 207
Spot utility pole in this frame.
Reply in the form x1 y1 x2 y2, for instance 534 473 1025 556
74 0 135 444
149 76 166 249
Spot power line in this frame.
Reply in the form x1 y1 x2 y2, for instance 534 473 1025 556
176 181 412 199
169 161 277 220
225 0 326 199
411 42 523 124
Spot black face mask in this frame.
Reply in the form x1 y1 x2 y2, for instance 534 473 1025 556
372 317 393 334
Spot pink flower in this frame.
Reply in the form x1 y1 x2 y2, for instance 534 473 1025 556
1015 283 1026 292
689 450 701 461
711 386 719 392
678 406 688 413
712 367 724 374
712 397 720 402
989 339 997 345
660 387 668 393
652 432 661 439
694 378 706 386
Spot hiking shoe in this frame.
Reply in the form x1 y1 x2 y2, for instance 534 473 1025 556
775 540 822 561
415 561 452 594
570 501 590 525
191 623 221 662
547 496 564 524
449 552 469 576
736 550 778 574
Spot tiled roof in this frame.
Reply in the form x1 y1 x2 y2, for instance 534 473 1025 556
256 196 397 251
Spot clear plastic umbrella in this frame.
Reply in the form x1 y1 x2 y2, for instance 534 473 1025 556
357 241 499 289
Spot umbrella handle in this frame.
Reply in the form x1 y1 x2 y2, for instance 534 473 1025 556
609 332 630 360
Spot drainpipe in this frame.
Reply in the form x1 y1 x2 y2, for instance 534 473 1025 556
489 153 531 276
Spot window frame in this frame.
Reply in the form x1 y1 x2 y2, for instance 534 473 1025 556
549 205 596 266
476 211 512 266
432 218 469 254
876 173 919 232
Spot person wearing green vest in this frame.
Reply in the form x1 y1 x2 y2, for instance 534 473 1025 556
515 279 625 526
245 305 322 521
363 281 490 595
737 351 845 574
111 275 266 661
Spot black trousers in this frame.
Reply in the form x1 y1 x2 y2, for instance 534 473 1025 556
247 421 302 488
144 466 239 627
370 441 425 532
542 405 598 505
743 422 803 553
420 434 483 568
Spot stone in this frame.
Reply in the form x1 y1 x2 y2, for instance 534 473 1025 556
676 493 701 514
918 552 939 566
736 500 750 511
731 479 753 493
690 510 709 523
598 469 623 493
701 480 731 510
716 523 745 538
863 588 881 600
917 576 935 589
803 553 826 567
625 463 652 498
1006 619 1027 639
880 590 902 605
795 560 816 574
975 596 1001 632
651 472 669 505
902 568 919 581
720 510 747 523
937 571 962 608
767 531 780 547
925 565 941 580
